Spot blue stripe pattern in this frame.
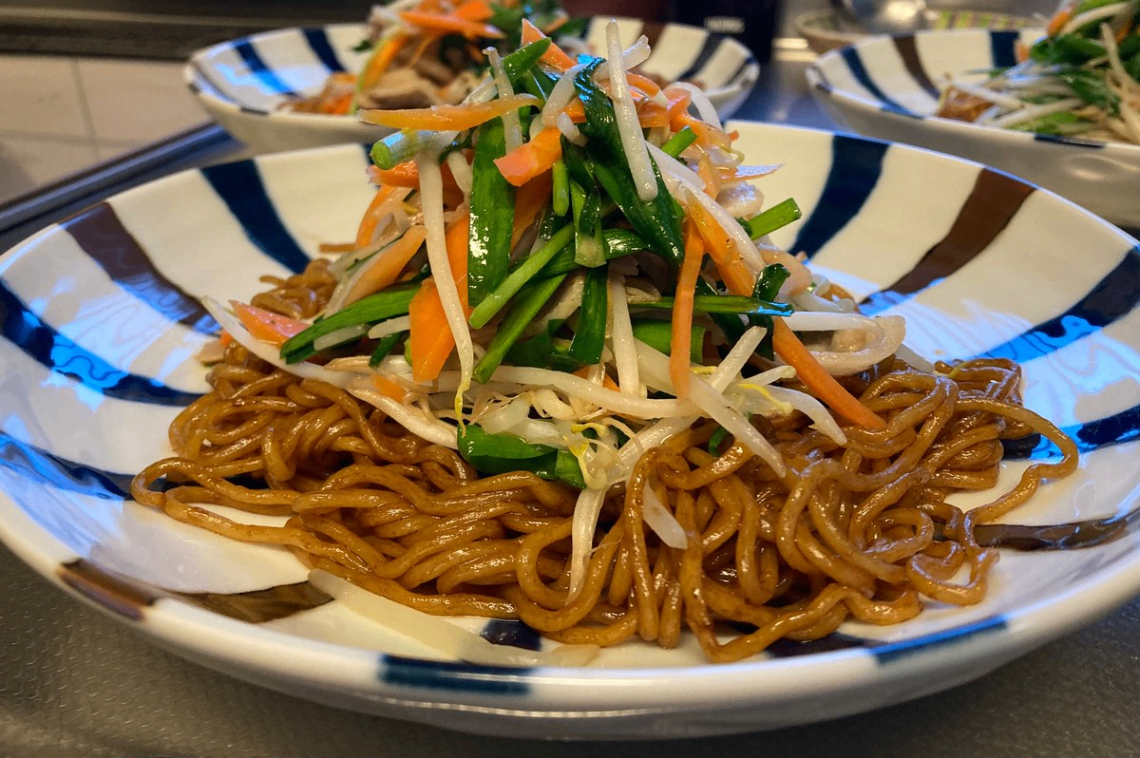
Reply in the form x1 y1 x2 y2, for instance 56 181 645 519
1034 133 1106 149
791 135 889 258
0 280 202 407
1015 403 1140 459
873 616 1007 664
200 161 312 274
724 55 758 87
679 34 722 81
839 47 907 114
990 30 1021 69
0 432 132 501
232 39 298 97
380 656 530 694
302 28 347 73
974 247 1140 363
60 203 219 336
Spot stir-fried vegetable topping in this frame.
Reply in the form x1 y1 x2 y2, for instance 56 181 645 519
937 1 1140 143
219 21 908 551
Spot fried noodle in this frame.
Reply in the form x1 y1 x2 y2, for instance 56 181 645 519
131 264 1078 663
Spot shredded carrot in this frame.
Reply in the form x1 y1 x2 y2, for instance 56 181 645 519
399 10 504 39
562 99 586 122
371 374 410 402
1015 39 1030 63
445 211 472 308
318 242 357 254
573 365 620 392
370 161 420 188
219 330 234 347
343 225 428 305
636 100 671 128
624 72 662 96
686 197 754 297
358 93 538 130
664 87 733 149
359 34 409 91
494 125 563 186
1046 4 1073 37
511 172 553 249
520 18 577 71
771 319 886 430
671 219 705 398
454 0 494 22
355 185 399 248
696 152 719 197
408 213 471 382
231 301 308 347
369 158 465 207
665 88 691 120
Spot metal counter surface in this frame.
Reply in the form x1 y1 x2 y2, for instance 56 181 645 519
0 43 1138 758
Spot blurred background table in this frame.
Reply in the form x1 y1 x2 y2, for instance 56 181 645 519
1 4 1139 755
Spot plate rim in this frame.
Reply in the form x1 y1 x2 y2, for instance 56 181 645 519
806 28 1140 159
2 121 1139 722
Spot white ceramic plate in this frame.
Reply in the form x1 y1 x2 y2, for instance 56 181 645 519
1 122 1139 740
794 8 1037 54
806 29 1140 229
184 18 760 153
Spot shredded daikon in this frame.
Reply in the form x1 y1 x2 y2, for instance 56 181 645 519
416 153 474 419
605 21 658 202
609 273 641 396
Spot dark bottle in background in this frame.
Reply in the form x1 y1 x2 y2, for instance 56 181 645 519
670 0 781 63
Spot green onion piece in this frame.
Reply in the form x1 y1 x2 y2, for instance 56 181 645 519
505 319 583 372
552 159 570 216
280 284 417 363
561 140 595 187
1058 69 1118 112
457 423 586 488
750 263 792 359
634 294 793 317
661 126 698 158
370 130 434 170
553 450 587 489
746 198 803 240
630 319 704 362
473 273 568 383
368 331 403 367
567 265 608 364
574 60 685 264
525 64 559 100
468 117 516 307
753 263 791 301
501 39 552 84
468 224 574 329
707 425 729 454
570 181 605 267
542 228 646 276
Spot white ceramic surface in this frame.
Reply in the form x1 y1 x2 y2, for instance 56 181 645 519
1 122 1139 739
184 18 760 154
806 29 1140 229
794 7 1037 53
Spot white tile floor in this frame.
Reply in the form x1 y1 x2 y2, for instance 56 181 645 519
0 54 209 204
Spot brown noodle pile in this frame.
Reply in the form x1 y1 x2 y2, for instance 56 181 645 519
132 264 1079 663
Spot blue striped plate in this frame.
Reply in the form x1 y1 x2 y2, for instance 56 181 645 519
1 122 1138 739
806 29 1140 229
184 18 760 154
